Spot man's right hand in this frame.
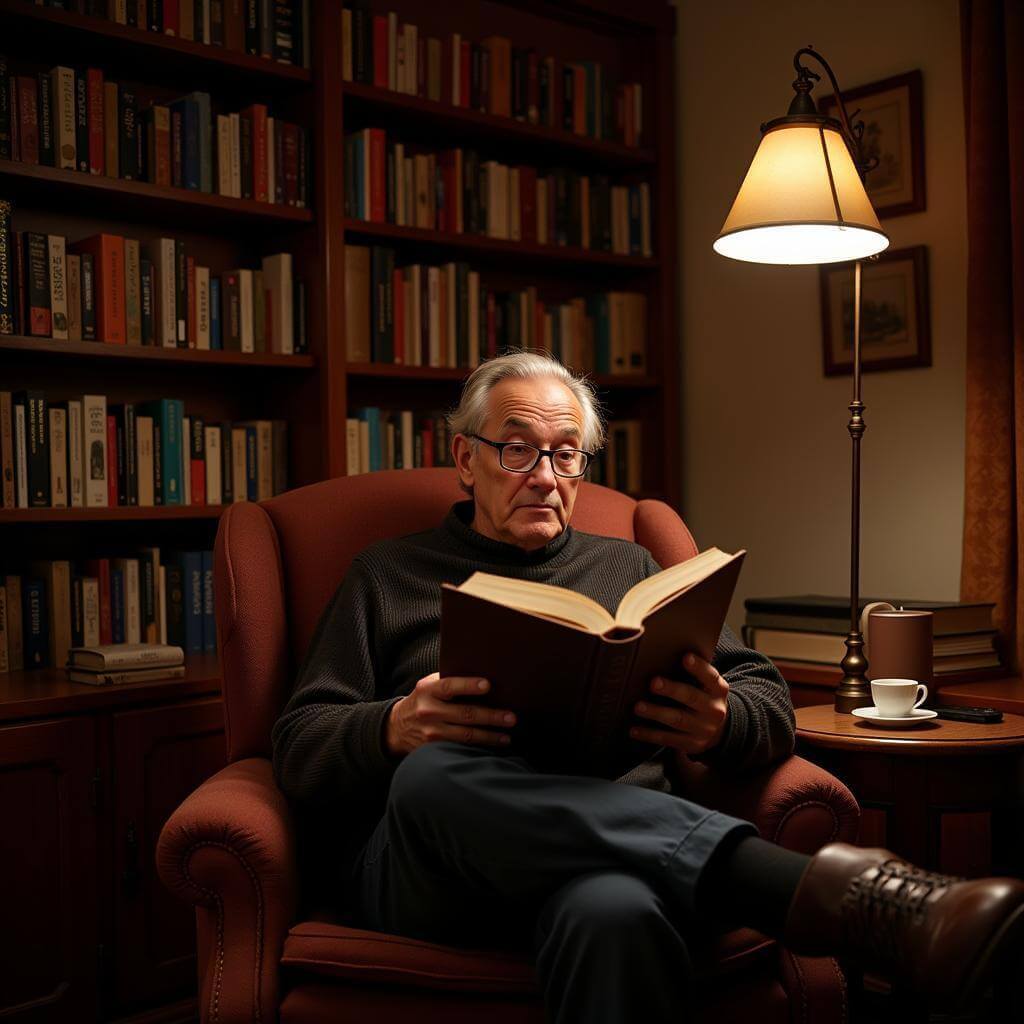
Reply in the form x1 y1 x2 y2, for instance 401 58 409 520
384 672 517 757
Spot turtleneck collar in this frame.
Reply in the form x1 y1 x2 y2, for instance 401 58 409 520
442 499 575 566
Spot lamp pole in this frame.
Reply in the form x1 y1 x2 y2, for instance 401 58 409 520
834 257 870 713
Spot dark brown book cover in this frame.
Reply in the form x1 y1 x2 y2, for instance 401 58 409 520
439 549 745 777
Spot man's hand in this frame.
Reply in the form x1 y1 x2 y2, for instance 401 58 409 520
385 672 517 758
629 652 730 757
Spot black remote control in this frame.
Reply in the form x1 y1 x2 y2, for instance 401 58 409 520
933 705 1003 724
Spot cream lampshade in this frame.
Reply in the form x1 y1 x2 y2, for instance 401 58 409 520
714 121 889 265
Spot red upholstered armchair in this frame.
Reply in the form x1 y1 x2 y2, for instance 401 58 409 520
157 469 859 1023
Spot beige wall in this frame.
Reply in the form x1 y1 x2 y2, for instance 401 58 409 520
675 0 968 633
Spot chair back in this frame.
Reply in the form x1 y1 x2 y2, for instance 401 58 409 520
213 468 699 762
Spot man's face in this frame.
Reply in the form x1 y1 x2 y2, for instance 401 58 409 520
453 377 587 551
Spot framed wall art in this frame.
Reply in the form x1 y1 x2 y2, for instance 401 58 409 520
818 69 925 218
820 245 931 376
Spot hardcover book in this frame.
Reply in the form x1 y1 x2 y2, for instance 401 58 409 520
439 547 745 776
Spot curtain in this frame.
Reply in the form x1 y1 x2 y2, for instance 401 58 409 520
959 0 1024 674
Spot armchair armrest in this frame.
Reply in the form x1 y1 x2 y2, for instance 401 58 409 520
156 756 298 1024
675 754 860 853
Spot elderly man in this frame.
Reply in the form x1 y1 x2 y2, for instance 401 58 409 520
273 352 1024 1022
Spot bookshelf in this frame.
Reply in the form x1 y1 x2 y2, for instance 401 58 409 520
0 1 318 1021
0 1 676 1020
331 0 679 502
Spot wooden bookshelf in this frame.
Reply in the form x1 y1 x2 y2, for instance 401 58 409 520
0 3 677 1020
0 653 221 722
0 334 315 368
0 505 226 523
0 0 312 87
331 0 679 504
342 80 657 168
0 159 314 228
343 217 659 269
345 360 659 389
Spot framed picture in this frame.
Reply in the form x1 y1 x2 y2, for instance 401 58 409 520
818 70 925 218
820 245 931 376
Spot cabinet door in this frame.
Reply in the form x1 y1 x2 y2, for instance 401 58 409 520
111 698 226 1012
0 717 99 1022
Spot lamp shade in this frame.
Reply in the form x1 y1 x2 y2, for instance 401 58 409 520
713 121 889 265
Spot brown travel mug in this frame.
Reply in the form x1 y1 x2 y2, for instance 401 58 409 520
866 608 934 688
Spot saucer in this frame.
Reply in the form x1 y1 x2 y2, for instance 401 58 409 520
851 706 938 726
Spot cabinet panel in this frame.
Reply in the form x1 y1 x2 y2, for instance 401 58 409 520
111 699 226 1013
0 717 98 1022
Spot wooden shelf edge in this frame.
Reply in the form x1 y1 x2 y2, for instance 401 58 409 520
342 81 654 166
0 160 314 224
0 505 227 523
0 0 312 84
0 654 222 721
343 218 657 269
344 362 657 388
0 334 315 368
777 659 1011 690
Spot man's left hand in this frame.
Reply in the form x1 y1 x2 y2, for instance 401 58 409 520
630 652 730 756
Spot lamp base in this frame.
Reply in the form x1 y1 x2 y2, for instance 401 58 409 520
834 631 871 713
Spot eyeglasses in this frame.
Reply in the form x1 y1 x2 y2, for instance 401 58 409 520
470 434 592 478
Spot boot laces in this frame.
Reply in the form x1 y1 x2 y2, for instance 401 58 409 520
842 859 961 963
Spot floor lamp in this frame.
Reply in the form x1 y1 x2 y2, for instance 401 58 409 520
713 48 890 714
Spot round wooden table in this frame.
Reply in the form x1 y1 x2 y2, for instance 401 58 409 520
795 705 1024 877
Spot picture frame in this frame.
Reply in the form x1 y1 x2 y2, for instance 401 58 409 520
820 245 931 376
818 69 925 218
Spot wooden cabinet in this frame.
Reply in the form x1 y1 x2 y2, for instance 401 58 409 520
0 717 99 1022
110 700 226 1015
0 676 225 1023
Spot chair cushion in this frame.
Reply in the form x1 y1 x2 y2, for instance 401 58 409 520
281 920 777 994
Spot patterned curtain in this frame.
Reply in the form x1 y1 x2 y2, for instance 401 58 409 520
959 0 1024 674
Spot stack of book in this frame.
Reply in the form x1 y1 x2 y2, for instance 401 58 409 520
66 643 186 686
341 8 644 147
0 63 310 205
742 595 1002 676
344 245 646 374
0 203 307 353
11 2 312 65
345 408 643 493
1 549 214 673
344 130 651 257
345 406 453 474
1 391 288 510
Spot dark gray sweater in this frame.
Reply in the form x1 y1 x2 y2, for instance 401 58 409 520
272 500 795 872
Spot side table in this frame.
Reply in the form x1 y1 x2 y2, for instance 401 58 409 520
795 705 1024 878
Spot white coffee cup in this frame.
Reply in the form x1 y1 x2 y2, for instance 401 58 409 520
870 678 929 717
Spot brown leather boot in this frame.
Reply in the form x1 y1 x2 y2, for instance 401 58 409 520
783 843 1024 1010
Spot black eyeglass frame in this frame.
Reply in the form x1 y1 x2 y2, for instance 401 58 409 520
469 434 594 478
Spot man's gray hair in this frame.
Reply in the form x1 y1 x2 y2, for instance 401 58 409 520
447 349 607 454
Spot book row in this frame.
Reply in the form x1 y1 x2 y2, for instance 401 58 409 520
345 408 455 474
12 0 311 67
344 245 647 375
0 208 306 352
0 63 311 206
588 419 643 494
345 129 651 256
0 549 215 674
344 408 643 494
341 5 644 147
0 391 288 509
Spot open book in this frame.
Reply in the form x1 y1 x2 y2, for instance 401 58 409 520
439 547 745 777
